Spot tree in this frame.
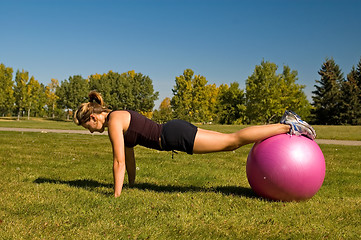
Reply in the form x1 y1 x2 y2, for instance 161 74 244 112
312 58 344 125
89 71 119 109
0 63 15 116
339 66 361 125
152 97 173 123
216 82 246 124
279 66 311 119
171 69 217 123
25 76 46 119
122 71 159 113
171 69 194 121
89 70 159 113
246 61 279 123
356 57 361 105
56 75 88 119
191 74 215 122
246 60 310 124
14 70 30 119
45 79 59 118
204 83 218 123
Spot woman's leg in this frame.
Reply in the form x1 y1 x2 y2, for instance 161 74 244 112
192 124 290 154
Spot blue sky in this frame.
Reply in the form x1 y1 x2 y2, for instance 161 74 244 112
1 0 360 107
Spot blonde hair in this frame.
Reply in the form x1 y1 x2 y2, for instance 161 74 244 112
73 91 111 125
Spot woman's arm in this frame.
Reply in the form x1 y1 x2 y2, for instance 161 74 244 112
125 147 136 187
108 118 126 198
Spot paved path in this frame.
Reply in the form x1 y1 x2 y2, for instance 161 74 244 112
315 139 361 146
1 127 360 146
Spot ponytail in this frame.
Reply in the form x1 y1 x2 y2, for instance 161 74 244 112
88 91 104 106
73 91 111 125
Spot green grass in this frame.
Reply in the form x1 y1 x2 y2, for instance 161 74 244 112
1 131 360 239
0 117 83 130
312 125 361 141
1 117 361 140
196 124 361 141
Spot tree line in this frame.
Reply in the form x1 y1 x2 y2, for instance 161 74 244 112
0 57 360 125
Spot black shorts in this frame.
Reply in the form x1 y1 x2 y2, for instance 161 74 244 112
160 120 198 155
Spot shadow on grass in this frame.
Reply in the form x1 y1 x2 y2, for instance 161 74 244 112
133 183 257 198
34 178 113 191
34 177 257 198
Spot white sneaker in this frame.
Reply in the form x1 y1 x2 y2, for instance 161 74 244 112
280 111 316 140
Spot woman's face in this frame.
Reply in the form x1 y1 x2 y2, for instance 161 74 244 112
82 114 105 133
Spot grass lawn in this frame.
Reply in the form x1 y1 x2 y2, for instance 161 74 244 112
0 117 84 130
0 131 360 239
196 124 361 141
1 117 361 140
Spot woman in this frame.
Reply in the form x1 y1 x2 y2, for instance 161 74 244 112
74 91 316 197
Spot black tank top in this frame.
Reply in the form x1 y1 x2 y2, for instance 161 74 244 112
108 110 162 150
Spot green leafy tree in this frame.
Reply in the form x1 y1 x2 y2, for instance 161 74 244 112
45 79 59 118
14 70 30 119
56 75 88 119
90 71 129 110
279 66 311 119
152 97 173 123
312 58 344 125
191 74 213 122
204 83 218 123
89 71 121 109
339 65 361 125
216 82 246 124
246 60 310 124
356 57 361 106
171 69 217 123
0 63 15 116
89 70 159 113
246 61 280 123
26 76 46 119
171 69 194 121
122 70 159 113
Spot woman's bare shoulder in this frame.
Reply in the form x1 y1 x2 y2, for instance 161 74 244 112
107 110 131 131
108 110 130 118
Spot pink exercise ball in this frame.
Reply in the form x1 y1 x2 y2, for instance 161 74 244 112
246 134 325 201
